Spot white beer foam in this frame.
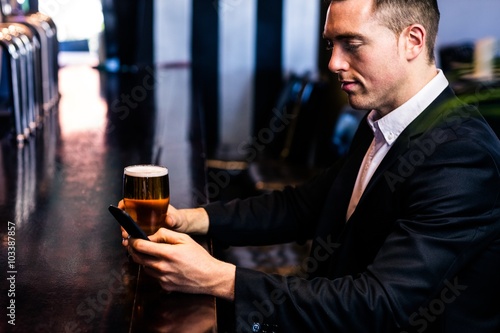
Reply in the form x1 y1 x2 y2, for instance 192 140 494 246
124 165 168 177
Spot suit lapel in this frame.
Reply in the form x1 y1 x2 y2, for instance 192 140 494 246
357 87 457 207
316 115 373 236
310 118 373 277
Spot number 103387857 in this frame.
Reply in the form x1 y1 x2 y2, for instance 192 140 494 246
7 221 16 269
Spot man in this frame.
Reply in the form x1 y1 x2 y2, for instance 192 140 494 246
123 0 500 331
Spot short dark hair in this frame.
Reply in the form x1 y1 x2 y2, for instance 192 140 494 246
329 0 440 62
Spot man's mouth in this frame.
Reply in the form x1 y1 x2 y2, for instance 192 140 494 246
340 80 358 93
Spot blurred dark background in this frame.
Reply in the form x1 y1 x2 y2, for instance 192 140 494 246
2 0 500 201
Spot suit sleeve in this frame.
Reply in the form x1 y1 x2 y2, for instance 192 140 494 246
230 125 500 332
204 160 344 246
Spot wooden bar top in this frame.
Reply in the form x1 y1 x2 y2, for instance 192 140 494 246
0 57 217 332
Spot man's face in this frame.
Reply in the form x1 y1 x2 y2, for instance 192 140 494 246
323 0 409 115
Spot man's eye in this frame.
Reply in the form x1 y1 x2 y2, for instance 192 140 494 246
325 40 334 51
343 42 361 52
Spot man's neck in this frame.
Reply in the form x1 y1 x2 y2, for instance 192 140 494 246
376 65 439 117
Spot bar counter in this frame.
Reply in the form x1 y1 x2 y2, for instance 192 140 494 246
0 56 217 332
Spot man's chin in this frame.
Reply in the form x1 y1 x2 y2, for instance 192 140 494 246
346 97 369 112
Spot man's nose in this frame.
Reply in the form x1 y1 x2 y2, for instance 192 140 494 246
328 47 349 73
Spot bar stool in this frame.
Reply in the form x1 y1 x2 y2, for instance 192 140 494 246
247 75 332 192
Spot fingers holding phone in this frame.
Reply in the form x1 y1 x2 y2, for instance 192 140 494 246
109 205 149 241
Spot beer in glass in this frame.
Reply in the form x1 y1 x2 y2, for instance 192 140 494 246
123 165 169 235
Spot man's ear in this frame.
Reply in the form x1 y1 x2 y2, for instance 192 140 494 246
404 24 426 61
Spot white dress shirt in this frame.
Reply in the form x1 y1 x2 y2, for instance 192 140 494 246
346 70 449 220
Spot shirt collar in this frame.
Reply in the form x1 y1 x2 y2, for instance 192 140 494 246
367 69 449 146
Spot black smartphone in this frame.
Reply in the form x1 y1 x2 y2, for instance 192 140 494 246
108 205 149 240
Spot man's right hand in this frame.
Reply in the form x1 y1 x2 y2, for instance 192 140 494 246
165 206 209 235
118 199 210 240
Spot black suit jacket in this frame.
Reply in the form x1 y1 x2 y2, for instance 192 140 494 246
206 87 500 332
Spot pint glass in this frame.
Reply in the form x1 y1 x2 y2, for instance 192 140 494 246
123 165 169 235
